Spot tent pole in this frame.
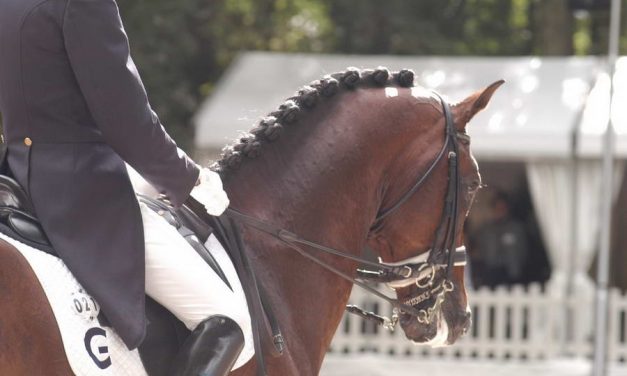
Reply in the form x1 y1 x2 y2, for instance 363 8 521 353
592 0 621 375
565 112 580 355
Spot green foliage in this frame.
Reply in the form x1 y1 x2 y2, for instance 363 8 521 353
2 0 627 145
117 0 334 148
116 0 544 148
325 0 535 55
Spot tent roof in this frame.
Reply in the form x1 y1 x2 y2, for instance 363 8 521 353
193 52 605 159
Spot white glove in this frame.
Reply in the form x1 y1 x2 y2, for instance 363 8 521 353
190 168 230 216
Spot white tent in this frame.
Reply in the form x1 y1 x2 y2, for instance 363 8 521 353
193 52 611 160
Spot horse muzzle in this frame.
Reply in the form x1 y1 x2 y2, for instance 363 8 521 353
399 299 471 347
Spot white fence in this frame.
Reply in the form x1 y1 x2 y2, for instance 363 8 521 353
329 284 627 363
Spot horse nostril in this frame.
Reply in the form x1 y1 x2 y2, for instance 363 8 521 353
399 314 413 327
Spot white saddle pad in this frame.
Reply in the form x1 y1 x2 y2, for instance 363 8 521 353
0 232 147 376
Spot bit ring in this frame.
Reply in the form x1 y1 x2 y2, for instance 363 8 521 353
415 264 436 288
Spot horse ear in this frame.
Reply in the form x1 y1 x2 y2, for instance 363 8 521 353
452 80 504 129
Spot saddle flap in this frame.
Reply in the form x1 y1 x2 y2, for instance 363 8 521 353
0 174 35 214
7 210 49 246
0 173 53 253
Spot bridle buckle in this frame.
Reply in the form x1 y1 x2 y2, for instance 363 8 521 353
401 265 413 279
415 263 436 288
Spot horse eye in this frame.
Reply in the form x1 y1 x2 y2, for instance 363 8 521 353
457 133 471 146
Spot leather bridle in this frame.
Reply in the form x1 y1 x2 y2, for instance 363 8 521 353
225 92 467 329
367 92 465 325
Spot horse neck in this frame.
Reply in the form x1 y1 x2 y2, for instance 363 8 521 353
222 88 432 373
222 90 408 372
224 89 394 243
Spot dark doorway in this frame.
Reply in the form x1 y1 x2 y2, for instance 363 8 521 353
465 161 551 288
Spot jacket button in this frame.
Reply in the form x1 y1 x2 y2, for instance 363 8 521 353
24 137 32 146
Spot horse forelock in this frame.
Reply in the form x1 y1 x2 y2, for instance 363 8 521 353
212 67 430 177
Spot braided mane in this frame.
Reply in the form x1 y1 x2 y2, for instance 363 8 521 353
211 67 417 176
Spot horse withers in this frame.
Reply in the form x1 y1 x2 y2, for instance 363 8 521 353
0 67 502 376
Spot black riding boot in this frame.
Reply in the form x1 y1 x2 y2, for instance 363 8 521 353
171 315 245 376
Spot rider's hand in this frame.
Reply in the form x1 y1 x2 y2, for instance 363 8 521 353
190 167 230 216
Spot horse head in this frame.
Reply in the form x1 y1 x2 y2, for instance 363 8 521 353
367 80 504 347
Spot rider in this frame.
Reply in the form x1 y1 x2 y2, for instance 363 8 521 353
0 0 253 374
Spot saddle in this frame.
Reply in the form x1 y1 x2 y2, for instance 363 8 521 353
0 144 52 253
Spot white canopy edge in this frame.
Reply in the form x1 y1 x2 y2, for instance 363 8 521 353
194 52 620 160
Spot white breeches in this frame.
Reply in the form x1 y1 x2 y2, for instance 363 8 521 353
138 202 254 370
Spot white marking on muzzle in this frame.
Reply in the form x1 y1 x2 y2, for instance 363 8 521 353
424 312 450 347
412 309 450 348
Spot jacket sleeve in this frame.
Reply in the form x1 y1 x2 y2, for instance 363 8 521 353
61 0 199 207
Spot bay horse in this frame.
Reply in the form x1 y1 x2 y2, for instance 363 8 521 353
0 67 502 375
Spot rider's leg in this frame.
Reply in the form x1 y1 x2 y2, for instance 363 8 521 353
139 201 254 373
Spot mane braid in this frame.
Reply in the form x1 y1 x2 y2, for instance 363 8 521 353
210 67 417 176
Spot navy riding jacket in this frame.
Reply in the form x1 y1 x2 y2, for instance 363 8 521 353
0 0 200 348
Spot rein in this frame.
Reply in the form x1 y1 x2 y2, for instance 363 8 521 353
224 208 465 320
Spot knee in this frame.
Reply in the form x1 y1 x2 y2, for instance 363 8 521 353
225 306 252 336
197 315 245 343
188 300 251 336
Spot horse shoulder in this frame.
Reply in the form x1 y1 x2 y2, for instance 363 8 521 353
0 239 73 375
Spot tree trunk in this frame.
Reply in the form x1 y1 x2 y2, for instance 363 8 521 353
533 0 574 55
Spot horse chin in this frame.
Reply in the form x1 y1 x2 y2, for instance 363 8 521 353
401 307 470 347
424 315 450 348
401 312 450 347
418 316 450 348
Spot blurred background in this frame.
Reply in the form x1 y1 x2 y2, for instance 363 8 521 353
117 0 621 147
11 0 627 374
116 0 627 375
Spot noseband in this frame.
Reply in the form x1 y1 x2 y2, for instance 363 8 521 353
225 92 465 330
